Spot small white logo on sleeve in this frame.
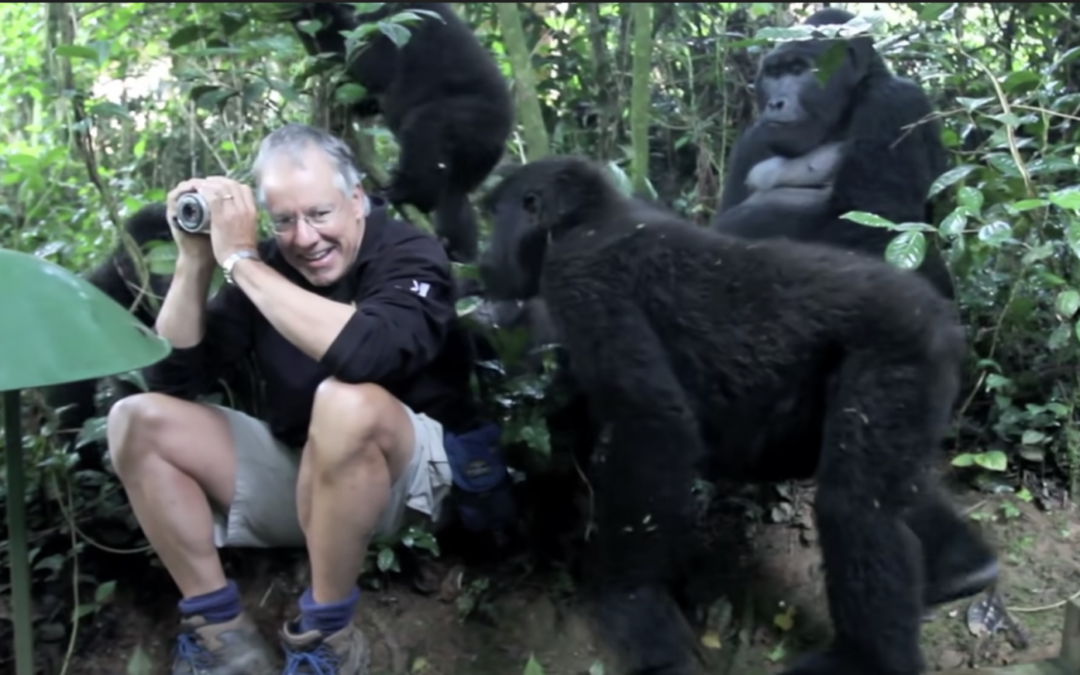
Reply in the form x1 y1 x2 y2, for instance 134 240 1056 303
410 280 431 298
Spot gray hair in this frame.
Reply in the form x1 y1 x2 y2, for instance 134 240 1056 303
252 123 370 214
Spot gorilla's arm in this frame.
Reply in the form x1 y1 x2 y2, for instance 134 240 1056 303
717 122 776 213
832 78 945 225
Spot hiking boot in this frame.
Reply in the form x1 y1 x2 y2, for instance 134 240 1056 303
171 611 278 675
280 620 370 675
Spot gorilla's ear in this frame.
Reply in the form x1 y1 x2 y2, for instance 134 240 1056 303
522 190 541 215
846 36 875 76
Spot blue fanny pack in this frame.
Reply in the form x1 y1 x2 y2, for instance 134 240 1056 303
444 422 517 534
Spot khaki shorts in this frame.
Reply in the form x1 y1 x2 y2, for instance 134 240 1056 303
209 404 453 549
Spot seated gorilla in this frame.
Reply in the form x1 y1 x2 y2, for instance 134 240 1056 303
712 8 955 300
41 204 173 462
478 155 999 675
283 2 513 263
42 204 262 468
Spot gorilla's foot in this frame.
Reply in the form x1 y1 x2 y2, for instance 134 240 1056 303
924 554 999 607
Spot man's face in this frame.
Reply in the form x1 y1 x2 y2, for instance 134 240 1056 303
260 145 366 287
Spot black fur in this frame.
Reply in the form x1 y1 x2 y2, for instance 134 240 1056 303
478 155 998 675
712 8 955 300
285 2 514 263
42 204 173 463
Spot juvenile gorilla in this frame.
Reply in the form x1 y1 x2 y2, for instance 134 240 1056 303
712 8 955 299
478 156 999 675
284 2 513 263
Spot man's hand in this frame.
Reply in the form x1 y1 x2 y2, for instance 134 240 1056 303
167 176 261 267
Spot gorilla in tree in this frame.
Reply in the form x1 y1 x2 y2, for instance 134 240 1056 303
712 8 955 300
478 155 999 675
283 2 514 263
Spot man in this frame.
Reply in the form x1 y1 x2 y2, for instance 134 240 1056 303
107 123 500 675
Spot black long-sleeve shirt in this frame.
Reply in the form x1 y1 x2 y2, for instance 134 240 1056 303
143 202 482 447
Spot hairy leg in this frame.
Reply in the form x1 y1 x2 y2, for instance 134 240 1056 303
782 358 934 675
296 380 416 604
108 393 237 599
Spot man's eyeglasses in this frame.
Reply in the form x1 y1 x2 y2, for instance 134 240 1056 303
269 204 338 235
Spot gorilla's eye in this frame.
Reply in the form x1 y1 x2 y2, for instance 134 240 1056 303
522 192 540 215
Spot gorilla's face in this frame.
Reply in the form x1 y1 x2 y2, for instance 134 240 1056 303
755 38 869 158
478 178 548 302
260 145 368 287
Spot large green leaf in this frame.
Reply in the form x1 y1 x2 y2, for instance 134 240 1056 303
0 248 171 391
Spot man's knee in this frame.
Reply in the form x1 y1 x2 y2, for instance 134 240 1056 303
107 392 182 474
308 379 412 476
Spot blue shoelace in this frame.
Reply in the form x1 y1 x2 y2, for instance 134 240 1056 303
174 632 216 670
283 642 341 675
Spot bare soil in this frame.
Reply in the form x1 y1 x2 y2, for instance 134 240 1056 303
52 488 1080 675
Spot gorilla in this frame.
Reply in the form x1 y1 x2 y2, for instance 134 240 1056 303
712 8 955 300
41 204 263 468
283 2 514 263
42 204 173 462
477 155 999 675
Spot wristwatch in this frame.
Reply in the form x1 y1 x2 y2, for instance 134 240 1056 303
221 249 260 285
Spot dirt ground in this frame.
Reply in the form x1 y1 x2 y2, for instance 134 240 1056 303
57 487 1080 675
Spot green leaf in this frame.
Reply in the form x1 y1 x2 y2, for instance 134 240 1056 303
377 547 396 572
918 4 952 21
334 83 369 106
1049 188 1080 211
588 661 606 675
456 296 483 317
841 211 897 229
168 25 214 49
984 374 1011 391
976 221 1012 247
951 453 975 468
884 231 925 270
524 655 546 675
1066 220 1080 260
973 450 1008 472
957 186 984 214
1008 199 1049 213
54 45 99 60
95 580 117 604
377 20 413 47
928 164 978 198
605 162 633 196
1021 430 1047 445
1055 289 1080 319
126 644 154 675
1002 71 1040 94
938 210 967 238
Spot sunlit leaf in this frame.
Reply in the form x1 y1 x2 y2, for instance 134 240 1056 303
957 186 984 214
1021 430 1047 446
976 221 1012 247
885 231 925 270
973 450 1008 472
841 211 897 229
1049 188 1080 211
928 164 978 198
54 44 99 60
524 655 546 675
938 210 967 238
1055 290 1080 319
377 20 413 47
